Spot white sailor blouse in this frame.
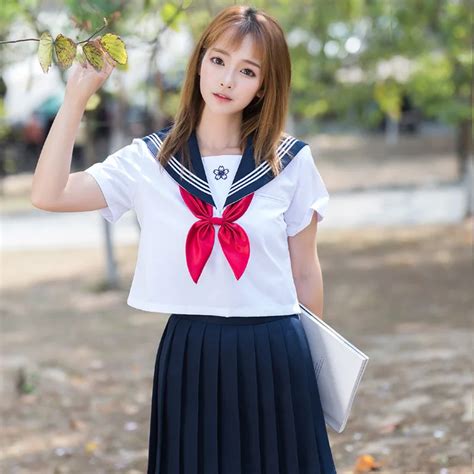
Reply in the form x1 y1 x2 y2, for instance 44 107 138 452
84 125 330 317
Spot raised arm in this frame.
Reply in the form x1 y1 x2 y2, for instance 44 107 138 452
31 50 116 212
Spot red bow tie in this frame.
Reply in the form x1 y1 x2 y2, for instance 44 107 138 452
179 186 253 283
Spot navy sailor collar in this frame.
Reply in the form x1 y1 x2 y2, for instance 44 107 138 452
142 125 307 209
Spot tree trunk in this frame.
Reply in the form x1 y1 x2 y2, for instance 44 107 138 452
455 119 473 218
102 79 130 289
456 119 472 177
385 115 399 145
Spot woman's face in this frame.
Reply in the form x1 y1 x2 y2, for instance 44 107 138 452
199 32 263 116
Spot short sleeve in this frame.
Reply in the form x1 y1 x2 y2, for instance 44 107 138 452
84 138 143 223
283 145 330 236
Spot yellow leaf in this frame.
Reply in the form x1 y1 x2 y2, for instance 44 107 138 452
354 454 384 472
99 33 128 65
54 34 77 69
83 41 104 71
84 440 98 454
115 61 128 72
85 93 101 111
38 32 53 73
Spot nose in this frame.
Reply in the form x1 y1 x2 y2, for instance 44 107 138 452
220 71 234 89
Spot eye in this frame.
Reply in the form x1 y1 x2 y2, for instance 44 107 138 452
210 56 224 65
242 68 256 77
210 56 256 77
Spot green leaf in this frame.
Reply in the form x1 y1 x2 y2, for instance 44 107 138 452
160 2 184 31
100 33 127 65
374 80 403 120
83 41 104 71
38 31 53 73
54 34 77 70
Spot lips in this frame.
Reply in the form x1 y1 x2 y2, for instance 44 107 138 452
213 92 232 100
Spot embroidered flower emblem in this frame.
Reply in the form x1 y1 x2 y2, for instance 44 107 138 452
213 165 229 180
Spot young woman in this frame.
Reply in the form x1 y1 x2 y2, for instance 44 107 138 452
32 5 337 474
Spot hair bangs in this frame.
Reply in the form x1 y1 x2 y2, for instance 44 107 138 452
206 22 265 66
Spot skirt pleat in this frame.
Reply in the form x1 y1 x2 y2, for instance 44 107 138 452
200 321 220 474
182 320 205 474
266 320 300 472
147 313 337 474
235 324 261 473
253 323 280 474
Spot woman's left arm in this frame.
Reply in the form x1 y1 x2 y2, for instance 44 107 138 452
288 212 325 319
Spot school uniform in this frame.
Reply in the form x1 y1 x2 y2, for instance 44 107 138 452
84 125 337 474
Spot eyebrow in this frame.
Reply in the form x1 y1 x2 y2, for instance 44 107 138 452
210 47 261 69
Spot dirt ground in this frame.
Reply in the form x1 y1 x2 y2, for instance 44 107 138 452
1 219 472 473
1 129 472 473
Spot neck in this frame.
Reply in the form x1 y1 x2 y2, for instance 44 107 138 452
196 105 242 153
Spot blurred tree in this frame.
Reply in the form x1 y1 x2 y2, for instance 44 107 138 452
270 0 470 175
402 0 471 176
1 0 471 271
0 0 190 289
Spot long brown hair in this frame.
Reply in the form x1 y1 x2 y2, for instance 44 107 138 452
157 5 292 177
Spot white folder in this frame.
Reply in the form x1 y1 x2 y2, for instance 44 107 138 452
298 303 369 433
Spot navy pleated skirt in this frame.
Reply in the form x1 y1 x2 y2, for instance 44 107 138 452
147 313 337 474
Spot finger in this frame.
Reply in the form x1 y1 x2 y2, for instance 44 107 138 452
100 61 114 79
103 53 114 68
103 50 117 67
